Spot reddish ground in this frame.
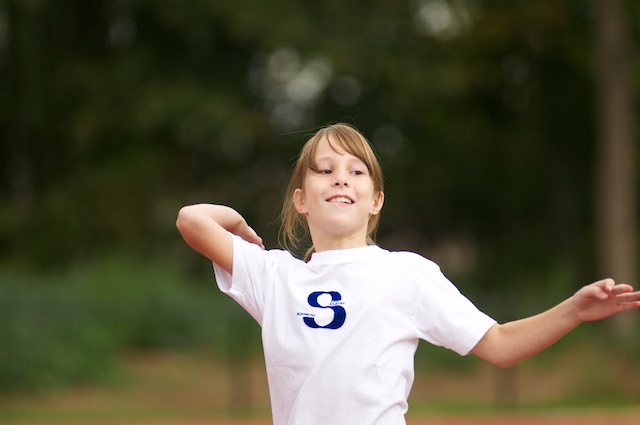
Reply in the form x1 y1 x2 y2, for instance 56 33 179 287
5 415 639 425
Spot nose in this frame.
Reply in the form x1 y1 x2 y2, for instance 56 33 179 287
333 170 349 187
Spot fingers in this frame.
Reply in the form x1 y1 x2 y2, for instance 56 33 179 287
615 290 640 304
591 279 636 296
597 279 635 292
579 279 635 301
619 302 640 313
595 278 615 291
610 283 635 295
587 280 612 300
614 293 640 312
244 226 265 249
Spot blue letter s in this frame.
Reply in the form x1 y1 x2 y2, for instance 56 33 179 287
303 291 346 330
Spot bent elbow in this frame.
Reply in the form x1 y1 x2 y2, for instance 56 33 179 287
493 358 518 369
488 351 525 368
472 325 522 369
176 207 187 230
176 206 197 233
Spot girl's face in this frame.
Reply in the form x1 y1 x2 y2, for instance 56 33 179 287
293 135 384 248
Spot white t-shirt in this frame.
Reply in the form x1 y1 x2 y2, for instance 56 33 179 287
213 235 496 425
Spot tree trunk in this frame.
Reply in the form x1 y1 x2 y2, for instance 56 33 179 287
594 0 637 335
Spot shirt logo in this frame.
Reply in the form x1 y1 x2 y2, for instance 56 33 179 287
299 291 346 330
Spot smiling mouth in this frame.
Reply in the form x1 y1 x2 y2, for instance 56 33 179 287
327 196 354 205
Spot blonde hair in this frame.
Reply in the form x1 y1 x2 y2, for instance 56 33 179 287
279 123 384 261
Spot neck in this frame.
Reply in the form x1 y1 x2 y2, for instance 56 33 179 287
310 231 369 253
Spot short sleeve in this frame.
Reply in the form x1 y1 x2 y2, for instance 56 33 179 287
212 235 278 324
413 259 496 355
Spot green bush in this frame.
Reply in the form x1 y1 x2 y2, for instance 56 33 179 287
0 276 117 392
0 256 259 394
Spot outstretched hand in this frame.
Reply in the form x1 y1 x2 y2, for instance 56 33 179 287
572 279 640 322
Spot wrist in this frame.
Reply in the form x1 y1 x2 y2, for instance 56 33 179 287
209 205 243 231
564 296 585 325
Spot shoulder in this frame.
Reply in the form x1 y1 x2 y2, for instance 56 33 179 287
232 234 302 265
375 248 452 293
378 247 440 271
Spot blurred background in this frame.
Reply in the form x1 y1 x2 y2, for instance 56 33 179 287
1 0 639 422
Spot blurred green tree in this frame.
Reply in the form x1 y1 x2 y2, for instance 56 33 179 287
0 0 637 309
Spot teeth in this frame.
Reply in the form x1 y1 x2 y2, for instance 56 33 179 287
329 196 353 204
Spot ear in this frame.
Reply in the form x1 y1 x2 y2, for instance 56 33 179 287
370 191 385 216
293 188 308 214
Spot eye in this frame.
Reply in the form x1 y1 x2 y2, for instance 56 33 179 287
350 170 365 176
310 164 332 174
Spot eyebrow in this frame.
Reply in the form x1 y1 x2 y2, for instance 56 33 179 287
315 154 364 164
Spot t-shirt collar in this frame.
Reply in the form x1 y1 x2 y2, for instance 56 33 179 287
308 244 381 265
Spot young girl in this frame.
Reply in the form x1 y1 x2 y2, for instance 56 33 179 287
176 123 640 425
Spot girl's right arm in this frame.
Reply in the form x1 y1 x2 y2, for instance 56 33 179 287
176 204 264 274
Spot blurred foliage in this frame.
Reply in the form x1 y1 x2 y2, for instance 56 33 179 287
0 256 261 393
1 0 640 395
2 0 637 292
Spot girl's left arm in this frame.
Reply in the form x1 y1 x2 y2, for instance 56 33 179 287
471 279 640 368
